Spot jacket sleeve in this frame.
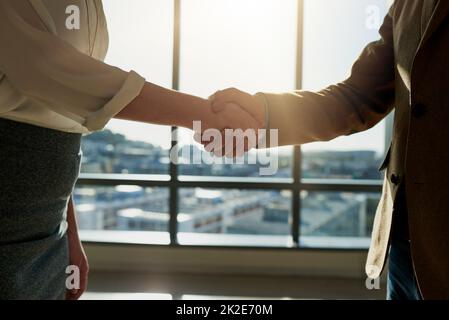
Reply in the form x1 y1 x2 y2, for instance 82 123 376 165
0 0 145 133
261 5 396 146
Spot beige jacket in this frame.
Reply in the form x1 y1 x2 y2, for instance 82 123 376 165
262 0 449 299
0 0 145 133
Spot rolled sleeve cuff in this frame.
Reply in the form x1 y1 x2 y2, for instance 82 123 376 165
83 70 146 132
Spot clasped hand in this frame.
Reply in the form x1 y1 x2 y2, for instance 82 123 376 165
194 88 266 157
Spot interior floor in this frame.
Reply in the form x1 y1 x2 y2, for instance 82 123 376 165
82 271 386 300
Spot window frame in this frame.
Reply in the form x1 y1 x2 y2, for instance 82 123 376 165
77 0 384 250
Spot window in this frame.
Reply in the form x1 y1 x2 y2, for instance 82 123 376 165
301 0 390 181
178 189 291 235
300 191 380 248
74 186 169 232
177 0 296 178
77 0 389 249
297 0 389 246
81 0 173 175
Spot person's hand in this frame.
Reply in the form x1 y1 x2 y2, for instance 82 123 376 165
66 200 89 300
210 88 266 128
194 97 264 157
196 88 266 157
191 93 264 157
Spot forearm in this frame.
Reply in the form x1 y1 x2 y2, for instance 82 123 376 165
115 81 211 130
264 8 395 147
262 87 385 147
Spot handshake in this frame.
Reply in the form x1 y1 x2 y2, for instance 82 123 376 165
194 88 268 158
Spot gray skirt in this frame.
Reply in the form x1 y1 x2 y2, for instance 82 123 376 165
0 118 82 300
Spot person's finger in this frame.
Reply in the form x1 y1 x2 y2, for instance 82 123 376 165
223 129 237 158
194 134 212 147
73 289 81 300
197 131 219 152
211 88 250 113
194 131 213 146
66 283 80 300
234 95 263 120
213 146 225 157
204 141 216 153
73 263 88 300
208 92 217 101
210 90 226 112
193 131 202 144
211 88 239 112
215 97 263 131
66 289 77 300
210 130 226 157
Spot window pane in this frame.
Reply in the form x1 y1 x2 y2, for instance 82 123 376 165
80 130 171 174
81 0 173 174
178 0 297 178
177 129 293 178
300 191 381 249
74 186 169 232
178 189 292 246
301 0 390 180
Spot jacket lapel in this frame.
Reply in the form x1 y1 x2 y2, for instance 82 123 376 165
420 0 449 47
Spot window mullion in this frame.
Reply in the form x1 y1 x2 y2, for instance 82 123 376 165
292 147 301 245
292 0 305 246
169 0 182 245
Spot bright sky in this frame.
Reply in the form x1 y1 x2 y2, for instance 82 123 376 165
103 0 390 153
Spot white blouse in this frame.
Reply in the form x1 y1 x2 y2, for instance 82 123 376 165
0 0 146 133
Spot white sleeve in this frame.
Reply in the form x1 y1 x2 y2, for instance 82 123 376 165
0 0 146 133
